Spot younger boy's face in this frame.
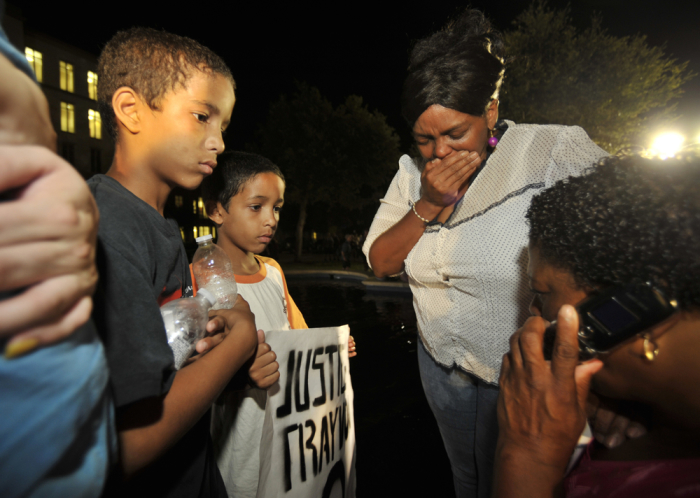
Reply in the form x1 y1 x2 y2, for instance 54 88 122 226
214 173 285 257
140 70 235 190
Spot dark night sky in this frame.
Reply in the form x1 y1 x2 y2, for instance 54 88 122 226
12 0 700 150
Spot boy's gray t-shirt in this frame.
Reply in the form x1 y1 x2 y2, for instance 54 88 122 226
88 174 226 497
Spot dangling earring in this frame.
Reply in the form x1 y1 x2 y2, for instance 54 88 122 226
642 334 659 361
488 128 499 148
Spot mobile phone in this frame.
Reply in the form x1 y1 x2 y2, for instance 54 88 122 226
542 282 677 361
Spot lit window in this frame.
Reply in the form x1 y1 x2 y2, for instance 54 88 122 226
60 102 75 133
179 227 185 241
212 227 216 239
193 226 198 238
87 71 98 100
60 61 74 92
199 226 211 237
88 109 102 139
198 197 206 218
25 47 43 82
174 195 183 208
192 200 198 214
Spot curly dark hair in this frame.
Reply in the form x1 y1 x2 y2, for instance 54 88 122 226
527 154 700 310
201 151 285 210
401 8 506 126
98 27 235 141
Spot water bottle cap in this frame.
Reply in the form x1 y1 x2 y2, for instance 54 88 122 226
197 288 216 306
196 234 213 243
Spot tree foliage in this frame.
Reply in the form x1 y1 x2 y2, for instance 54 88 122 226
250 82 400 259
501 2 695 152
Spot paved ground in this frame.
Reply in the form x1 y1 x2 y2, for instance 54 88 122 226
285 276 456 497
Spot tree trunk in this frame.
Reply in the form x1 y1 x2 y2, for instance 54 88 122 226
294 194 308 262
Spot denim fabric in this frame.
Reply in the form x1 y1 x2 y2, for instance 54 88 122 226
418 338 499 498
0 322 116 498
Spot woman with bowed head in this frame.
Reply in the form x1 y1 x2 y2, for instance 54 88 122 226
495 154 700 497
362 9 607 498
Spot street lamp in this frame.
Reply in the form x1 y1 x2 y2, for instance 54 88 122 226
650 132 685 159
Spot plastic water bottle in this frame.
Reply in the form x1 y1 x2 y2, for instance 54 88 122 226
160 288 216 370
192 234 238 310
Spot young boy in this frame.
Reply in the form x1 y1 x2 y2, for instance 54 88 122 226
89 28 257 497
200 151 356 497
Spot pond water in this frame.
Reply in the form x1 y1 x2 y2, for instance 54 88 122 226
286 278 455 497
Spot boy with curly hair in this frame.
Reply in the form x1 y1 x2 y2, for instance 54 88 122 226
90 28 257 497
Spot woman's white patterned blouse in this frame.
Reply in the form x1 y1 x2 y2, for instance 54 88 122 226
363 121 608 384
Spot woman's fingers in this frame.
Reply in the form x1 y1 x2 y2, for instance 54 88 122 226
550 305 581 381
509 316 549 370
551 305 602 408
0 273 95 337
429 152 479 188
574 360 604 417
0 238 94 292
4 295 93 358
422 151 482 205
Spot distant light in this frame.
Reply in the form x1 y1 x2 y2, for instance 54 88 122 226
650 132 684 159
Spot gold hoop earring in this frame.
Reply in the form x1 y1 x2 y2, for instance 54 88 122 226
642 334 659 361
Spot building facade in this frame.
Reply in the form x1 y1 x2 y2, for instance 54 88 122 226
3 10 113 178
3 9 215 250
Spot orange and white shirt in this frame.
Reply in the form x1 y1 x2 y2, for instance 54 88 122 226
196 256 306 498
191 255 306 332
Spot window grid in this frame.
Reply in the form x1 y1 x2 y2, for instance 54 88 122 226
60 61 74 93
24 47 43 82
60 102 75 133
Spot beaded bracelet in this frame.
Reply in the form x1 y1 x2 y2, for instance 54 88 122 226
412 201 431 224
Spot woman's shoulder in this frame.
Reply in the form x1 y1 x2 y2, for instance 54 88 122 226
398 154 422 176
386 154 422 191
502 120 592 143
500 121 604 163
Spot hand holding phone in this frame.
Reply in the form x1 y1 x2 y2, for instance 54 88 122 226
543 282 677 361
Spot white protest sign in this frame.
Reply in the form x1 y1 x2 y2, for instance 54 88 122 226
257 325 356 498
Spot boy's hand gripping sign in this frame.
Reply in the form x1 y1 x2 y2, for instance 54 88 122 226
257 326 356 498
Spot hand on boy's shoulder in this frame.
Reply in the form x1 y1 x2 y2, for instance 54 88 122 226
0 145 99 357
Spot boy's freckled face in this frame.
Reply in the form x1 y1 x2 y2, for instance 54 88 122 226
140 71 235 190
218 173 285 257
